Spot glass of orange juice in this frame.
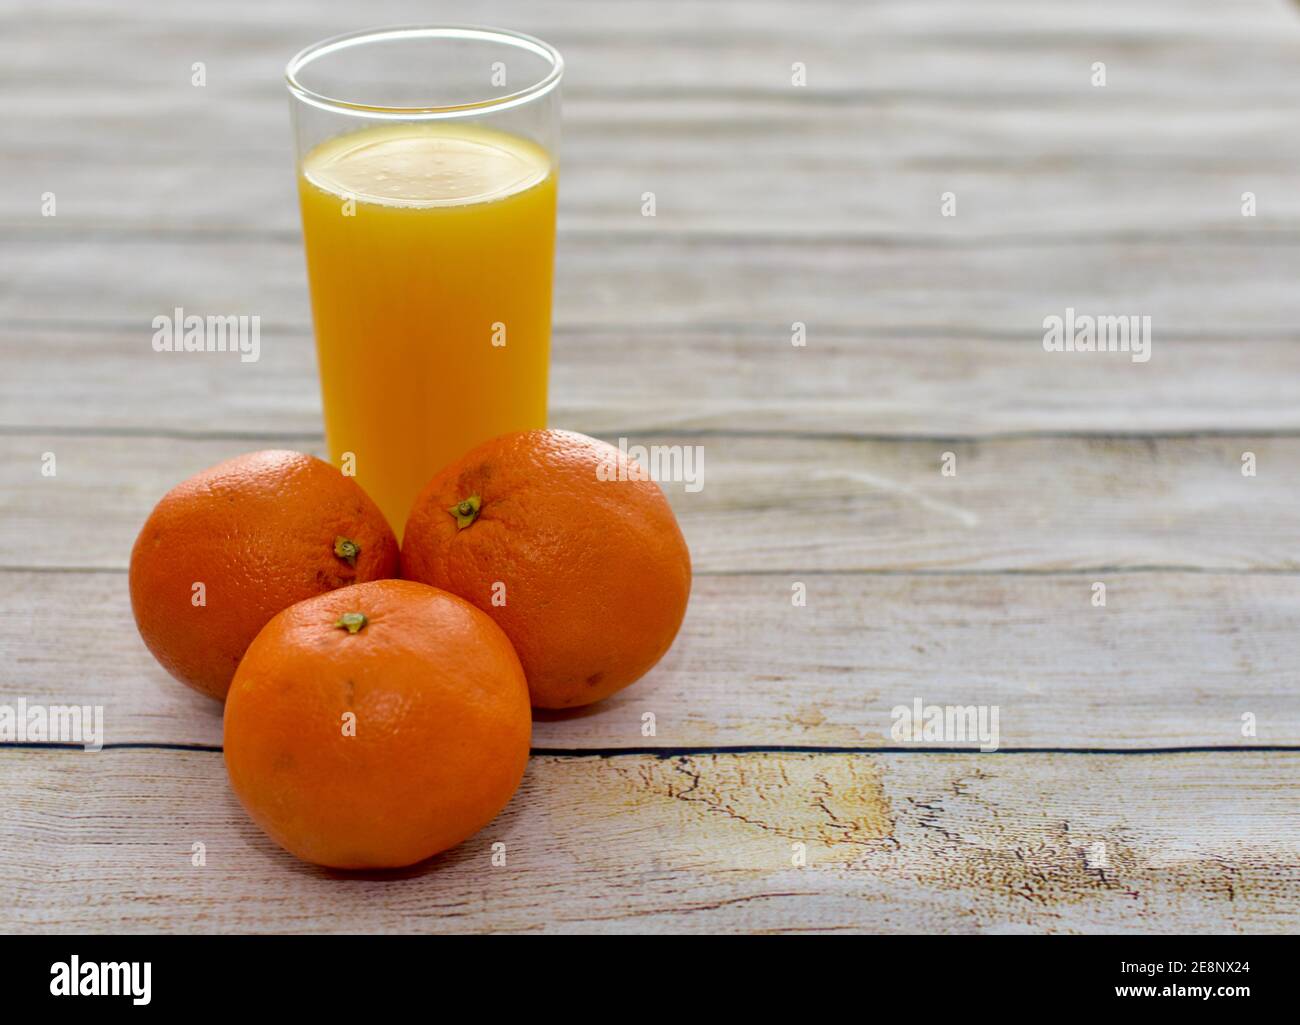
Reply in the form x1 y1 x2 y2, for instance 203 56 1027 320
286 26 563 536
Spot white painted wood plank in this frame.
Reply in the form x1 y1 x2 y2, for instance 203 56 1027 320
4 327 1298 437
2 748 1295 933
4 568 1297 749
3 433 1296 573
5 0 1297 105
5 434 1294 577
4 235 1298 337
7 98 1300 236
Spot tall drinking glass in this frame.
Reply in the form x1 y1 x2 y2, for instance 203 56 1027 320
286 26 563 536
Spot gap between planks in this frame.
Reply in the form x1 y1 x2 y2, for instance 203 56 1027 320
5 318 1298 343
5 743 1299 756
10 227 1300 248
5 565 1300 577
6 425 1300 444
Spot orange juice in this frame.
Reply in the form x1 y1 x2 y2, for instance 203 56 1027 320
298 122 557 536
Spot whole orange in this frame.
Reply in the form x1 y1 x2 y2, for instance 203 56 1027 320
129 449 399 700
401 429 692 708
224 579 531 869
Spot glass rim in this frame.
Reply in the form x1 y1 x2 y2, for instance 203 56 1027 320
285 24 564 118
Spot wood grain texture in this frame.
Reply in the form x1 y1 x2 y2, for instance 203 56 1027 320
6 326 1300 437
5 0 1298 106
5 1 1300 240
5 235 1300 338
3 433 1298 573
8 98 1300 237
4 568 1297 749
1 748 1296 934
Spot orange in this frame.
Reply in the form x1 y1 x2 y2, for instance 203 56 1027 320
129 449 399 700
223 579 531 869
402 429 692 708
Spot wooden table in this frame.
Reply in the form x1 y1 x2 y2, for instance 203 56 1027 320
3 0 1299 933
